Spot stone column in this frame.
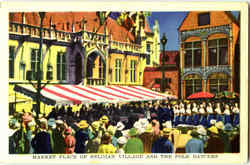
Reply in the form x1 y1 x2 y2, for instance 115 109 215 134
202 38 207 67
229 37 233 92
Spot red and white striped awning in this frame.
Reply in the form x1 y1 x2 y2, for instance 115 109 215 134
14 84 177 105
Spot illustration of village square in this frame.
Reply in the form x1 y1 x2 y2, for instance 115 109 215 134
8 11 240 154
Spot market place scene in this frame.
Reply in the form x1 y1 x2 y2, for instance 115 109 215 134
8 11 240 154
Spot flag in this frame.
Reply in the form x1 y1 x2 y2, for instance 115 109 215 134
108 12 121 20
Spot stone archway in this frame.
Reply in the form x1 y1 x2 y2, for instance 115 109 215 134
86 51 106 85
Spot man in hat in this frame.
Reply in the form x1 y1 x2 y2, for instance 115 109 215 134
124 128 144 153
97 133 117 153
75 120 89 153
185 130 204 153
31 118 52 154
47 118 56 153
53 119 66 153
152 128 174 153
139 124 155 153
206 126 224 153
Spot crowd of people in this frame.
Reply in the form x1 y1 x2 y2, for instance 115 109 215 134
8 99 240 154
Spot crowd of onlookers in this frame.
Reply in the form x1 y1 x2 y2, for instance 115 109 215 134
9 99 240 154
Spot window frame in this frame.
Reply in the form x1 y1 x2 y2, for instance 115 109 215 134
9 46 15 78
208 38 228 66
184 41 202 68
198 12 210 26
57 52 67 81
30 48 39 80
130 60 136 83
115 59 122 82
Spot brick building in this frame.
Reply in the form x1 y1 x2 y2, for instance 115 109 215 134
143 51 180 97
178 11 240 98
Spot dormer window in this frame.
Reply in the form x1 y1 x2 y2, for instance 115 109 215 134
198 13 210 26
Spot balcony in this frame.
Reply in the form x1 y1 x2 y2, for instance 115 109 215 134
183 65 232 80
87 78 105 86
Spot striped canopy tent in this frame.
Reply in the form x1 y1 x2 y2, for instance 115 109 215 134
14 84 177 105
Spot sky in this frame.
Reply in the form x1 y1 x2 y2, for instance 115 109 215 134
148 11 240 51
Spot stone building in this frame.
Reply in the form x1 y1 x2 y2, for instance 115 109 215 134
178 11 240 98
8 12 160 113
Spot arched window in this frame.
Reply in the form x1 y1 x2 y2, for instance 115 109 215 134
57 52 66 81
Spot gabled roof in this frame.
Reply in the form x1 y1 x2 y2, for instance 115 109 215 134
9 12 135 43
178 11 239 32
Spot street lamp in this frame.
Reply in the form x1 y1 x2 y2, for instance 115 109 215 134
160 33 167 93
36 12 45 118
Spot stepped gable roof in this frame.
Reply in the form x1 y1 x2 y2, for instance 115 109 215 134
9 12 135 43
178 11 239 32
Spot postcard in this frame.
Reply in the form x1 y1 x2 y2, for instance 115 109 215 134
0 1 248 164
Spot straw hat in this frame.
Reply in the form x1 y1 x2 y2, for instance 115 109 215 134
56 119 64 125
100 115 109 123
144 124 153 133
92 121 100 130
129 128 138 136
107 125 116 135
117 136 127 145
116 122 125 131
48 118 56 127
210 119 217 125
208 126 219 134
162 128 171 136
215 121 224 130
139 118 149 128
39 118 47 125
78 120 89 129
27 120 36 127
224 123 233 131
197 126 207 136
65 127 72 135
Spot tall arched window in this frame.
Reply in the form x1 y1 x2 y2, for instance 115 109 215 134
57 52 66 81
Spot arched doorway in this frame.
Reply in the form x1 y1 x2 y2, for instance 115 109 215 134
75 53 82 84
86 52 106 85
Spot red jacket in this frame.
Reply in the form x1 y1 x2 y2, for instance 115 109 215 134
64 135 76 154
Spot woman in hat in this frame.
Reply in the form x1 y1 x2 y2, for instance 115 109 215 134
86 121 102 153
152 128 174 153
116 136 127 154
185 130 204 153
223 105 232 125
97 133 116 153
124 128 144 153
31 118 52 154
214 103 223 122
53 119 66 153
192 103 200 126
185 104 193 125
139 124 155 153
75 120 89 153
199 104 208 128
26 120 36 154
205 126 224 153
206 103 215 128
232 103 240 127
64 127 76 154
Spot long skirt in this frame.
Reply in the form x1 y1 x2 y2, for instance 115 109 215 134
193 114 200 126
200 116 208 128
233 114 239 126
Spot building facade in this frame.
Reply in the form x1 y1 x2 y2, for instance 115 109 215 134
143 51 180 97
8 12 160 113
178 11 240 98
